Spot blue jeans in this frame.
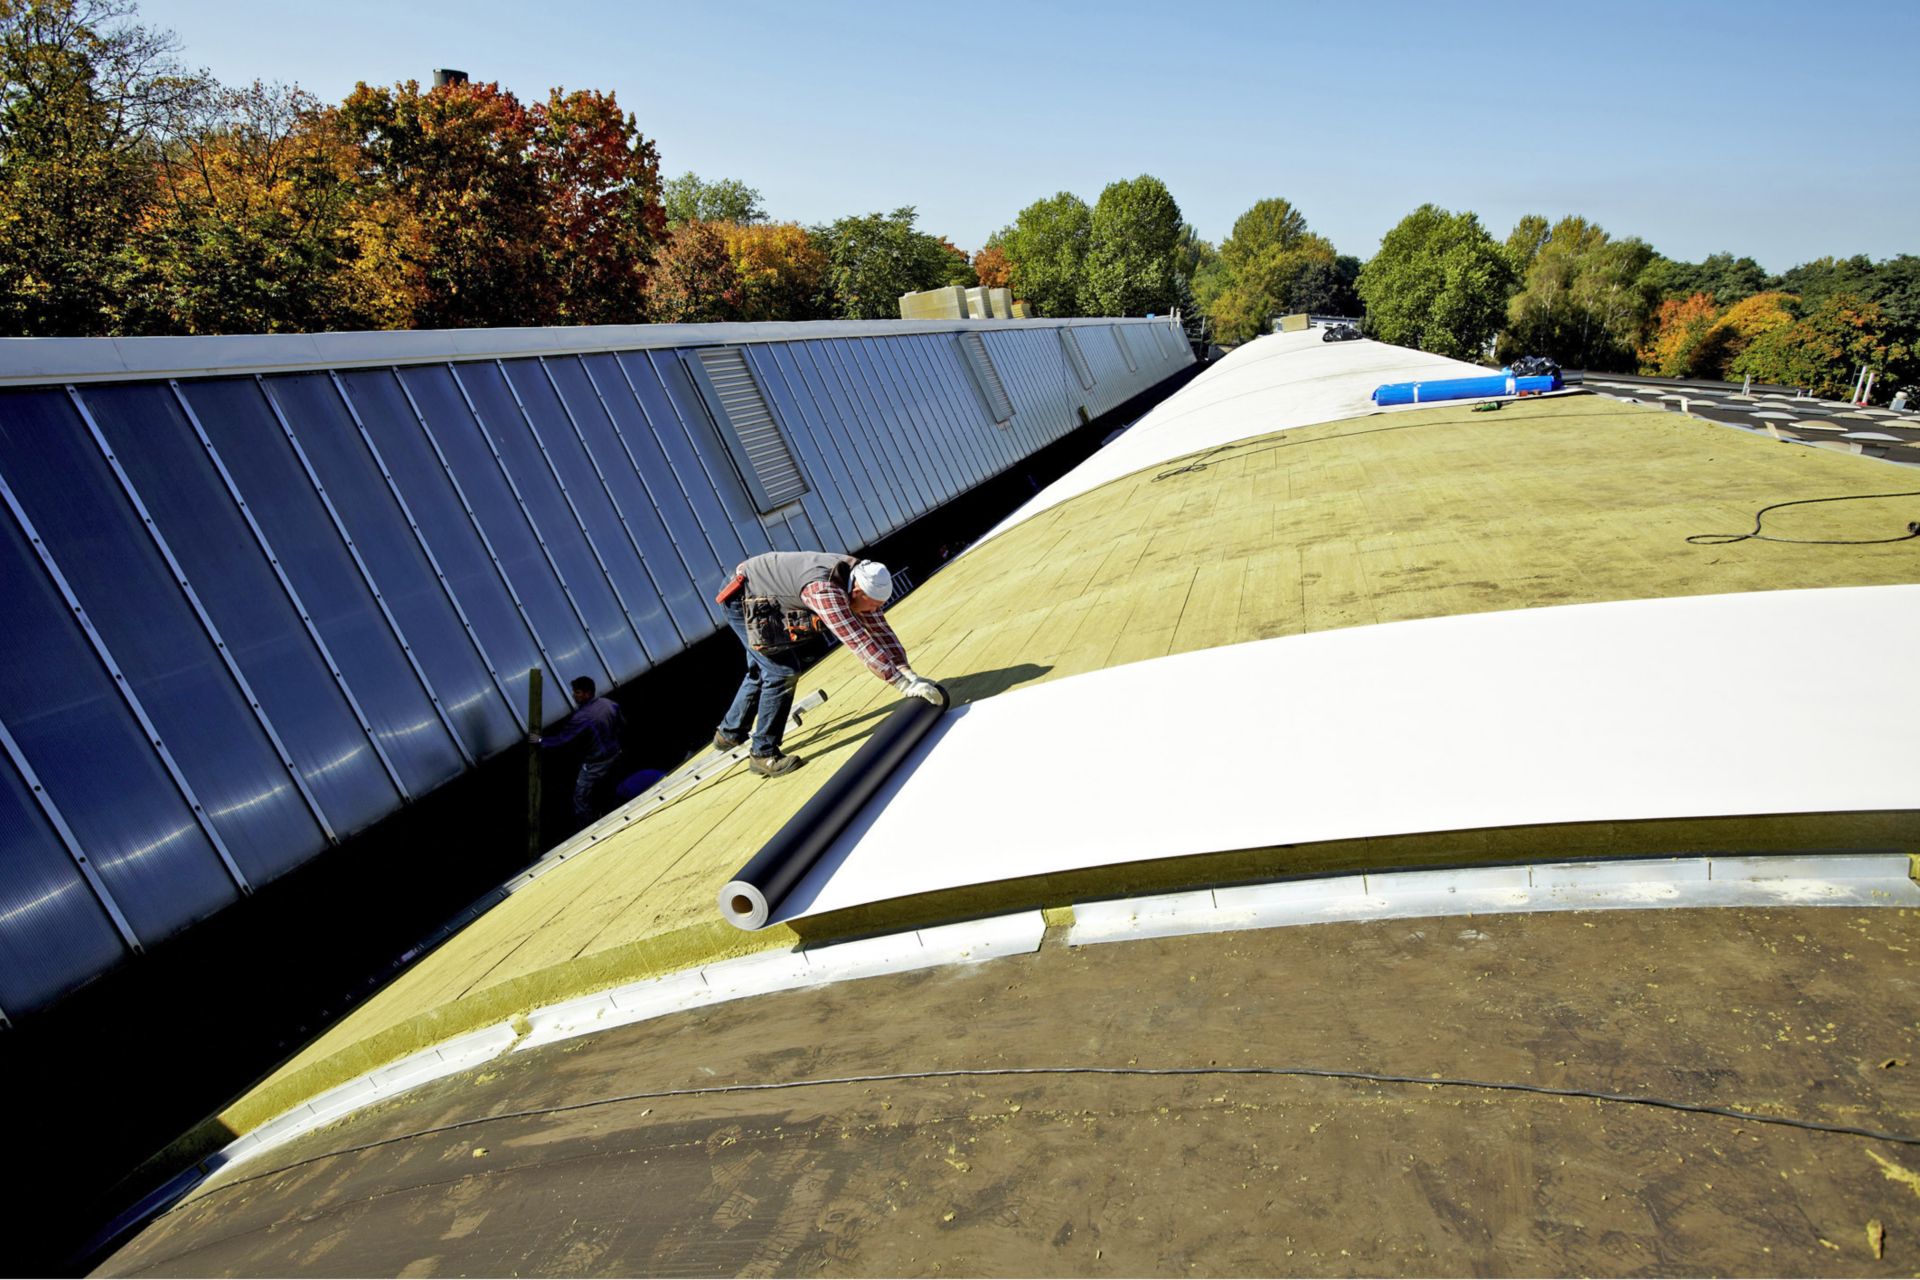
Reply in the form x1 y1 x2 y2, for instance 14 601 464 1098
719 597 799 756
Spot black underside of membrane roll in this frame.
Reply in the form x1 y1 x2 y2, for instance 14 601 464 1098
725 695 947 926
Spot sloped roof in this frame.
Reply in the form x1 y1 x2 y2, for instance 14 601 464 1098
218 338 1920 1137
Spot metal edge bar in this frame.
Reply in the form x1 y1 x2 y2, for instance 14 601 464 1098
388 367 566 705
67 388 338 845
446 363 617 686
0 318 1185 388
499 358 657 664
328 372 523 733
167 381 413 802
572 356 709 639
538 356 689 650
256 377 476 768
0 665 148 952
599 351 730 598
0 466 253 895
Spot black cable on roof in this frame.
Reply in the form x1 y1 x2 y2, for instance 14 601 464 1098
182 1059 1920 1211
1686 490 1920 546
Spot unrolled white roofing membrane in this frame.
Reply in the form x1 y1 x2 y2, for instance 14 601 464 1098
772 585 1918 925
984 330 1487 538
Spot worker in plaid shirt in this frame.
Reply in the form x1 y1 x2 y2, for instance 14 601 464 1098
713 551 945 776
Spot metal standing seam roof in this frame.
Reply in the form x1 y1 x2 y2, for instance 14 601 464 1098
0 317 1191 1018
208 333 1920 1143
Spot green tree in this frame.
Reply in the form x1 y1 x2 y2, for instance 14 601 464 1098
661 170 764 226
1504 214 1551 277
1499 216 1655 369
642 219 740 322
0 0 208 334
1639 251 1766 306
1199 196 1339 341
1082 174 1182 316
1291 254 1361 317
1357 203 1514 360
812 206 954 319
997 191 1090 318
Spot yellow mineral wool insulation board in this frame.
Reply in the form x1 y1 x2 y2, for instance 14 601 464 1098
965 286 993 319
215 393 1920 1137
768 584 1920 925
899 286 968 320
990 287 1012 317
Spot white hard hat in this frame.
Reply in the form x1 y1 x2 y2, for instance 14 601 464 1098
851 560 893 602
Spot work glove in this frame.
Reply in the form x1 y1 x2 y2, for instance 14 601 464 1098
890 666 948 707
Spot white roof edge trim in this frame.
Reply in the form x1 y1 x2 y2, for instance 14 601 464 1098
0 316 1188 387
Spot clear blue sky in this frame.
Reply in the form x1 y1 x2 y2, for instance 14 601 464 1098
140 0 1916 273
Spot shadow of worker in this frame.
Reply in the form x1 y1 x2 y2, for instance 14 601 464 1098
938 662 1053 707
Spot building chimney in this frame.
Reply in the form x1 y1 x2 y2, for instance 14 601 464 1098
433 68 468 88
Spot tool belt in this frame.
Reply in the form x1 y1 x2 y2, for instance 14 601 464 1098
739 595 823 654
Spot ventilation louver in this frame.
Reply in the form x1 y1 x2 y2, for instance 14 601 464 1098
1111 326 1137 372
1059 328 1096 390
691 347 809 512
957 331 1015 425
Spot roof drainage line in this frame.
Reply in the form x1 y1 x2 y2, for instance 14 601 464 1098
170 382 414 802
0 716 144 953
67 389 338 845
0 467 254 896
256 378 474 769
388 368 566 705
447 363 618 689
501 358 657 664
328 372 523 733
542 356 692 650
189 1062 1920 1204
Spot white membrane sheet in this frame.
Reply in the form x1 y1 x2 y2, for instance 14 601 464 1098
771 585 1918 924
982 330 1488 538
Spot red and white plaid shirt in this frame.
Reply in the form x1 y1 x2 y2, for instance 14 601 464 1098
800 580 909 683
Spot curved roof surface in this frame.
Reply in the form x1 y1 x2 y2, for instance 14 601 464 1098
211 332 1920 1142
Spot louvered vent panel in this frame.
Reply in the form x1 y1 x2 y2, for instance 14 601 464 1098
1111 326 1137 372
694 347 808 511
957 331 1015 424
1059 328 1096 390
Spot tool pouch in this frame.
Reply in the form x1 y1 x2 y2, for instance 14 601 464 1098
742 595 793 653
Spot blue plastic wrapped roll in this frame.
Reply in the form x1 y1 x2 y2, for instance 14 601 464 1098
1371 371 1560 406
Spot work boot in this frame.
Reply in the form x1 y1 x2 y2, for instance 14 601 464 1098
712 729 745 752
749 751 801 777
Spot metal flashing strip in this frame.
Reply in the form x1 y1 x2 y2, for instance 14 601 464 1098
0 317 1181 388
179 910 1047 1194
1066 854 1920 947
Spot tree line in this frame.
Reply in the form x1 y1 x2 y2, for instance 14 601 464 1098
3 0 1911 399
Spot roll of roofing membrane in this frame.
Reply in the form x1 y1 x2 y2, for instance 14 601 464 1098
1371 372 1559 405
719 692 949 930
